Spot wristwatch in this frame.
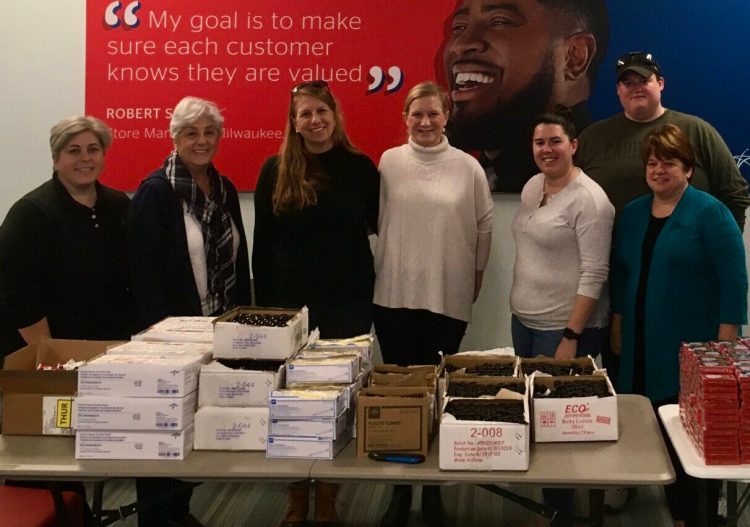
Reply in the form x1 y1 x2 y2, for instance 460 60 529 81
562 327 581 341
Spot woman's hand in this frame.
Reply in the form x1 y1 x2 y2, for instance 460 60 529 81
554 337 578 359
718 323 739 342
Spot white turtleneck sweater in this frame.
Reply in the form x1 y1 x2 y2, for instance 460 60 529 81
374 136 493 322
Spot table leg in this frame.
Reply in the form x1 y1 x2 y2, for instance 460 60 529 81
92 480 105 527
588 489 604 527
726 481 738 527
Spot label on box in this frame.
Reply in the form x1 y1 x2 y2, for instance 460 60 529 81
42 397 75 436
439 418 529 471
363 406 423 451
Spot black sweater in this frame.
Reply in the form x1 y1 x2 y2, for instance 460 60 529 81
252 146 379 308
127 169 251 330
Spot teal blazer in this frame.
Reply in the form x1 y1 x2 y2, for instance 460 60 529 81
612 185 747 401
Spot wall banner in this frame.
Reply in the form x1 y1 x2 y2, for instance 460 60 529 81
86 0 449 190
86 1 750 191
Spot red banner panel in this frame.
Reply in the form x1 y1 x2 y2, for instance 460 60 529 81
86 0 453 190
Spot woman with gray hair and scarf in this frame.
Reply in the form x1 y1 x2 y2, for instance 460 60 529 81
128 96 251 527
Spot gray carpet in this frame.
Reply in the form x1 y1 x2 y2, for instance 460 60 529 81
86 479 688 526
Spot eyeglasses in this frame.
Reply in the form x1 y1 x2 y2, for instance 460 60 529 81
615 51 658 69
291 80 329 95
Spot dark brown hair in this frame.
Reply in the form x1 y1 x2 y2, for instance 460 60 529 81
641 123 696 172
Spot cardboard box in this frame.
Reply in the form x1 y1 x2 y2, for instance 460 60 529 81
131 316 215 344
286 371 365 412
266 429 352 459
73 391 197 430
519 356 597 377
531 373 618 442
269 410 349 439
106 341 213 364
193 406 269 451
286 355 359 384
77 354 201 397
198 360 284 407
439 402 530 471
441 353 518 378
75 423 194 459
213 307 309 360
0 339 120 435
306 333 374 368
269 389 347 418
356 386 432 457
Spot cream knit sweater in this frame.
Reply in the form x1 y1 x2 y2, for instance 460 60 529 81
374 136 493 322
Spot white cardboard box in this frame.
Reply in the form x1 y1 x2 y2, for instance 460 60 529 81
198 360 284 407
269 411 348 439
269 389 347 418
107 341 213 364
286 355 359 384
439 395 530 471
73 391 197 430
131 316 215 344
306 333 374 368
439 414 529 471
77 355 201 397
193 406 269 451
75 423 194 459
531 373 618 442
213 307 309 360
266 429 352 459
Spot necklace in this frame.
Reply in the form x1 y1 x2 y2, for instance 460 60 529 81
540 166 578 207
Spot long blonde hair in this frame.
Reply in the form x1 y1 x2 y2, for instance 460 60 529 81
273 84 359 213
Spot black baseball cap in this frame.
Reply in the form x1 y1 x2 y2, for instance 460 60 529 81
616 52 661 80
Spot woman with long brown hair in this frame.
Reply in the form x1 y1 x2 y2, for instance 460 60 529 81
253 81 379 527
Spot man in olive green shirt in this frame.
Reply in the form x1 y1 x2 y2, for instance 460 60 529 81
577 51 749 228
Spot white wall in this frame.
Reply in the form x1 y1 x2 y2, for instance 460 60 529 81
1 2 747 351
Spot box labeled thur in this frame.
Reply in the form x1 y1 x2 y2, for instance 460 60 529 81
0 339 120 435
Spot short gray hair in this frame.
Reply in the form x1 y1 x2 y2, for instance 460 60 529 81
169 96 224 138
49 116 112 161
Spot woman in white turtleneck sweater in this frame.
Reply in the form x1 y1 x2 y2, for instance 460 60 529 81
373 81 493 527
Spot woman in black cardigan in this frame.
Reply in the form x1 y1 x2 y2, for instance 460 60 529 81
128 96 251 527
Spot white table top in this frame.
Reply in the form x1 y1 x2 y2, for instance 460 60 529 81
0 437 313 482
310 394 675 488
0 395 674 488
658 404 750 480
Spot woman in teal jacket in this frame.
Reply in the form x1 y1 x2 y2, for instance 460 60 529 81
611 123 747 527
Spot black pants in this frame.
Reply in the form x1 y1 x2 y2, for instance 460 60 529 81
654 398 720 526
307 302 373 339
135 478 195 526
373 305 467 366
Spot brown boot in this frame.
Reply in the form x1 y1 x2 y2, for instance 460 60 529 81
313 482 339 526
280 481 310 527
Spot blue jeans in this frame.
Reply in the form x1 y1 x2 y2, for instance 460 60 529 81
511 315 607 518
511 315 606 359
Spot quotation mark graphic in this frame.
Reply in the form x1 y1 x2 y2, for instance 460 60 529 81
368 66 404 94
104 1 142 29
